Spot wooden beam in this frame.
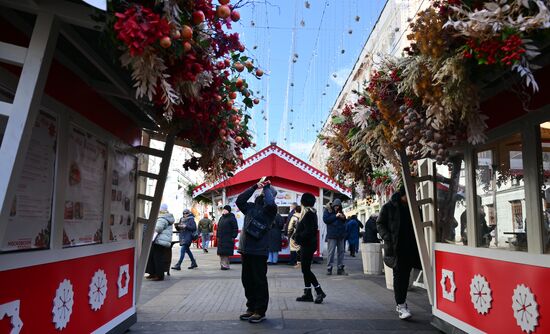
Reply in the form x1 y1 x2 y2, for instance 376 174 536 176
135 146 165 157
136 134 175 302
137 170 160 180
0 41 27 66
137 194 155 202
417 198 433 206
0 100 11 117
399 149 434 305
0 0 103 31
412 175 433 183
0 13 59 243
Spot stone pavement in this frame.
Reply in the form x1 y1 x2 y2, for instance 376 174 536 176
130 245 439 334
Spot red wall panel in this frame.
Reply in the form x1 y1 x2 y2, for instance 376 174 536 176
435 250 549 334
0 248 135 333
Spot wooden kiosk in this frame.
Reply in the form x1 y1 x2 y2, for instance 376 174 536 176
402 63 550 333
193 144 351 261
0 1 173 333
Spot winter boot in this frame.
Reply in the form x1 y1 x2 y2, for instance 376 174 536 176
296 288 314 302
171 263 181 271
314 287 326 304
337 266 348 276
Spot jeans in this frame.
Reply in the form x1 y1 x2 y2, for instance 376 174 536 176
301 247 319 288
267 251 278 263
201 233 210 249
241 254 269 315
393 257 413 304
326 238 345 269
175 243 196 266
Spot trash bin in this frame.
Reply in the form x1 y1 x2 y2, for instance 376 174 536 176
360 242 383 275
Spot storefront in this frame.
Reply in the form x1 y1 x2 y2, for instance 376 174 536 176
426 67 550 333
0 2 161 333
193 144 351 260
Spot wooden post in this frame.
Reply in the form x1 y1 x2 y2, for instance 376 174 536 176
399 150 434 305
135 134 175 302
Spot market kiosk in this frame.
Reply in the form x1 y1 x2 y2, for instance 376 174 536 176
0 2 167 333
407 63 550 333
193 144 351 261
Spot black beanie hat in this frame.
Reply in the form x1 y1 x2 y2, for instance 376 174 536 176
223 205 232 212
300 192 316 207
399 185 406 196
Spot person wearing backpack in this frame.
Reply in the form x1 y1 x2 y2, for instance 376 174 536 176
171 209 198 270
236 178 277 324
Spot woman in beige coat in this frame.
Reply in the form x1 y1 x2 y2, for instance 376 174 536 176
287 206 302 266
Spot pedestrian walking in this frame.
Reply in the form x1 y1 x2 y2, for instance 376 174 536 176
236 178 278 324
267 214 284 264
198 213 213 253
145 203 174 281
171 209 198 270
323 198 347 275
294 193 326 304
363 214 380 243
287 206 302 266
376 186 421 320
217 205 238 270
346 215 360 257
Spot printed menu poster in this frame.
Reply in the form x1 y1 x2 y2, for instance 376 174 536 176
275 190 296 206
2 112 57 251
109 150 137 241
63 127 106 247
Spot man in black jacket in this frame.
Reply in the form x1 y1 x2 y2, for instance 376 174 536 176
376 186 421 320
236 179 277 324
323 198 347 275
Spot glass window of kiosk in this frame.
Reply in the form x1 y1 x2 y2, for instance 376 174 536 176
475 132 527 251
538 122 550 253
436 155 467 245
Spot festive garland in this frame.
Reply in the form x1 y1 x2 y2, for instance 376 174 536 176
323 0 549 196
102 0 262 179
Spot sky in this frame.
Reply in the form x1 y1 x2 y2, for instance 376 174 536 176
231 0 387 160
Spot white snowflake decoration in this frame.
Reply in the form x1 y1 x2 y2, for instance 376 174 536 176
89 269 108 311
117 264 130 298
0 300 23 334
469 274 492 314
512 284 539 333
440 269 456 302
52 279 74 330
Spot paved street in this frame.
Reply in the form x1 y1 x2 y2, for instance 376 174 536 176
130 245 438 334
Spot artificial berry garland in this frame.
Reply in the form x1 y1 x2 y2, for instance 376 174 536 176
103 0 263 179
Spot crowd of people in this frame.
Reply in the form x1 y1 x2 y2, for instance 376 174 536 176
145 179 421 323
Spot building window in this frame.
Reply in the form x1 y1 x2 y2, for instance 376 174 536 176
475 132 527 251
509 200 524 231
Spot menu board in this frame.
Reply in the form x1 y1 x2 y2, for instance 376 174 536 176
109 150 137 241
1 112 57 252
63 127 107 247
275 190 298 206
